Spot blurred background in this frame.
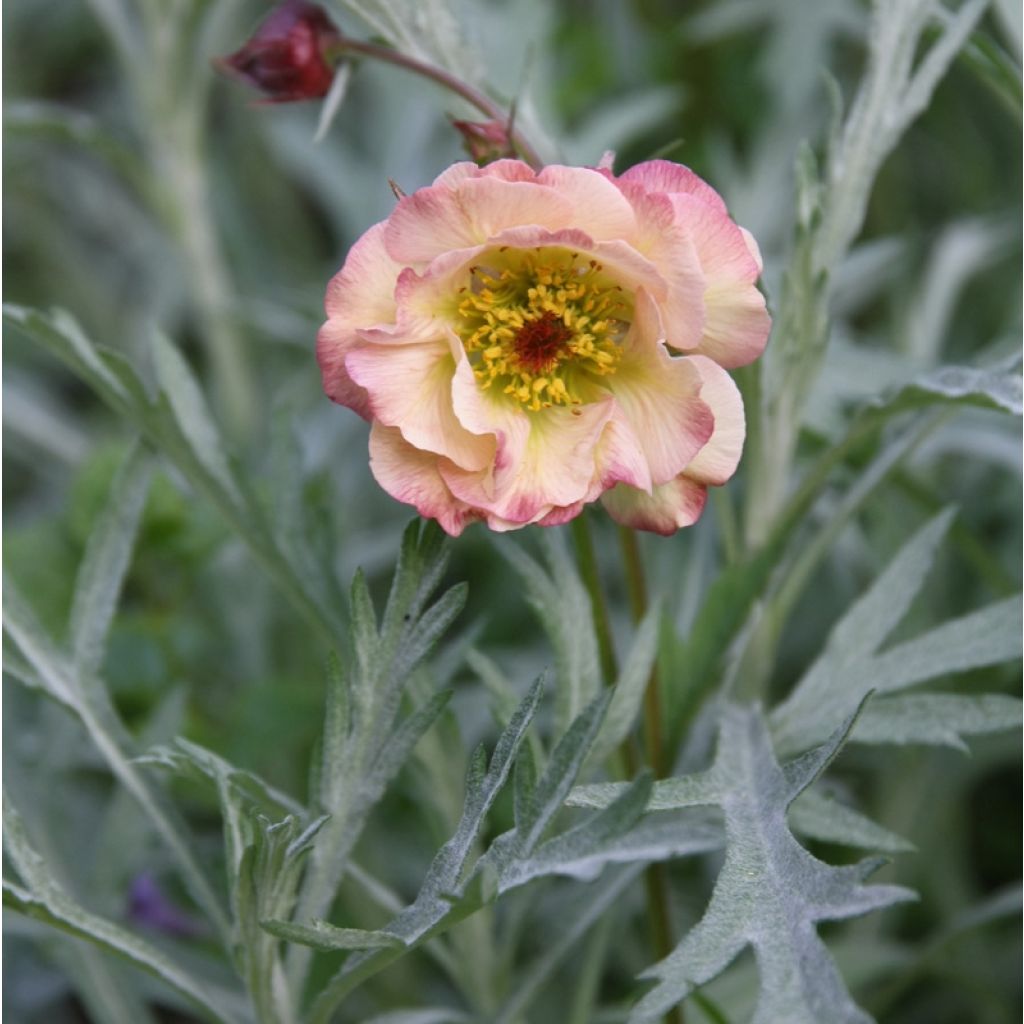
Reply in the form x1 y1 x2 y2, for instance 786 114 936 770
3 1 1021 1021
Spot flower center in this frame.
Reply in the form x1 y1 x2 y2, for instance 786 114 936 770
455 247 631 411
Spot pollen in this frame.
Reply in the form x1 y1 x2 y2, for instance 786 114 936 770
455 247 631 411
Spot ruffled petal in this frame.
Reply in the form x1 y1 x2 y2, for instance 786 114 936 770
442 397 612 524
601 475 708 535
537 165 637 241
607 188 706 352
684 355 746 485
384 177 573 264
618 159 728 213
345 329 494 471
324 221 403 325
606 290 714 485
368 423 482 537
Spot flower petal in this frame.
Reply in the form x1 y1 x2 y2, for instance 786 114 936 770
607 290 714 485
601 475 708 535
324 221 403 326
618 159 728 213
317 318 372 419
385 177 573 264
345 330 494 471
442 397 612 524
684 355 746 485
537 165 638 240
368 423 481 536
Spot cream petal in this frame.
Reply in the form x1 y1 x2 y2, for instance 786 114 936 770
618 159 728 213
537 165 638 240
443 399 611 524
368 423 482 537
601 475 708 535
346 333 494 471
603 189 707 352
700 282 771 369
608 292 715 485
384 177 574 264
324 221 403 325
316 318 372 419
683 355 746 485
670 194 761 281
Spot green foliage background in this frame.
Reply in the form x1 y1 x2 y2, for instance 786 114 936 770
3 1 1022 1022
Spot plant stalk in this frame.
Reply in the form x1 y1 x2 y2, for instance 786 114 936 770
329 36 545 170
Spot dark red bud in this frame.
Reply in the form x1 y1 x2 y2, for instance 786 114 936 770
451 118 517 165
215 1 341 103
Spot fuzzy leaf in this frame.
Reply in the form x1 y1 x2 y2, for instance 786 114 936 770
788 790 915 854
772 511 1023 755
851 693 1023 749
3 800 244 1024
69 443 152 681
871 359 1023 416
260 918 403 951
627 704 915 1023
494 531 601 731
588 600 661 770
150 330 243 509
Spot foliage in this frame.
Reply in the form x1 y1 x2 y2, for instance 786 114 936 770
3 1 1020 1023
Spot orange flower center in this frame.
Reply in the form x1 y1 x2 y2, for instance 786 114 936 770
512 312 575 373
454 246 631 411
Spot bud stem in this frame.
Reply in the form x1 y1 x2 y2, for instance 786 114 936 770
326 37 544 170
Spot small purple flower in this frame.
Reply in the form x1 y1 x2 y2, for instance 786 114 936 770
128 873 205 938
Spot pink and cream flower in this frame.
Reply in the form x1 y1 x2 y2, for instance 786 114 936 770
317 159 770 535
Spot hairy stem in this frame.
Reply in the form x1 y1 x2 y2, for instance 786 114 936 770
330 36 545 170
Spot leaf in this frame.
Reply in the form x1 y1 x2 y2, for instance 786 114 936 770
494 531 601 731
587 599 660 770
306 680 543 1023
788 790 915 854
869 358 1023 417
69 442 152 681
850 693 1023 749
3 799 244 1024
625 704 915 1024
260 918 403 951
314 62 353 143
150 330 244 509
771 509 1023 755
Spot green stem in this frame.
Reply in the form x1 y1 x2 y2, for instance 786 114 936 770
616 527 681 1024
330 36 545 171
569 514 619 687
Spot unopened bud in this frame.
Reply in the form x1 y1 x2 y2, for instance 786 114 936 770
451 118 516 165
215 1 342 103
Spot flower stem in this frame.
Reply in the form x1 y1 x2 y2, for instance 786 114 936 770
569 513 620 689
329 37 545 170
617 526 682 1024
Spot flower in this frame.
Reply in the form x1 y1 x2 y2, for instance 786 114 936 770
318 159 770 535
451 118 517 165
215 1 340 103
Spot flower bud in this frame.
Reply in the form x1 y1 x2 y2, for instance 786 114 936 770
451 118 516 165
215 1 341 103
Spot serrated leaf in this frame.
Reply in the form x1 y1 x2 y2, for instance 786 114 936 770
150 330 243 509
307 680 543 1022
515 690 612 854
260 918 403 951
365 690 454 796
587 599 660 770
494 531 601 731
788 790 915 854
771 509 1022 755
69 442 152 681
851 692 1023 748
628 704 915 1024
872 359 1023 416
3 800 244 1024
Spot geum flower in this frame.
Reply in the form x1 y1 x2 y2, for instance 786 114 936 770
318 159 770 535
